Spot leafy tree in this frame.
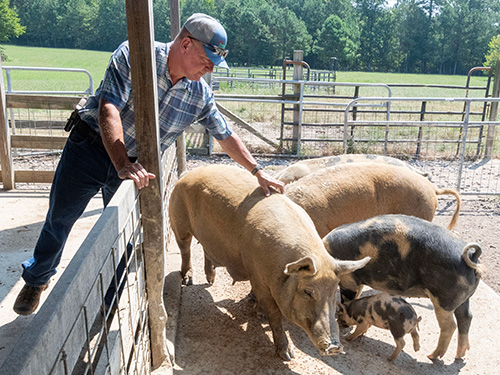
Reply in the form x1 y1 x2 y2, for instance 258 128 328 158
0 0 25 60
394 0 428 73
432 0 499 75
181 0 216 23
219 0 246 65
153 0 171 42
0 0 25 42
355 0 395 72
92 0 127 51
257 4 312 63
312 14 359 70
55 0 96 48
484 35 500 71
235 8 275 65
219 0 312 66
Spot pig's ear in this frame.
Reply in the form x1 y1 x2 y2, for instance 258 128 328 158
334 256 371 276
284 256 318 277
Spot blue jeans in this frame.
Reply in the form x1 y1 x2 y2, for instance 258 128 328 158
21 125 123 286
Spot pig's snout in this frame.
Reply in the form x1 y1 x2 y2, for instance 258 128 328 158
319 340 344 356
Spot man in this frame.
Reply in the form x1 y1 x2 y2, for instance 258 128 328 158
14 13 284 315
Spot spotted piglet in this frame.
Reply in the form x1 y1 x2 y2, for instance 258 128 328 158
337 293 421 361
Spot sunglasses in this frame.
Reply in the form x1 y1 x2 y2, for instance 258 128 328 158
188 36 229 58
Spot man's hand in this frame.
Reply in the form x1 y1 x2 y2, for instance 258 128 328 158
117 161 156 189
255 170 285 197
216 134 285 196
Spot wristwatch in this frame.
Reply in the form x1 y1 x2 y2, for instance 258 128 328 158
251 164 263 175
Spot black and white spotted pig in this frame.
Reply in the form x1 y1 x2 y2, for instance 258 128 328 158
323 214 483 360
337 293 421 361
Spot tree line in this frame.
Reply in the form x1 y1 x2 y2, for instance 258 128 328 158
3 0 500 75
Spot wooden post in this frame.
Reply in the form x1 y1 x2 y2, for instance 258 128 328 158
0 59 14 189
292 50 303 154
415 101 427 159
486 60 500 158
170 0 186 176
124 0 169 369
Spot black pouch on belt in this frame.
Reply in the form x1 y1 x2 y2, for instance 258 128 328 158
64 97 88 132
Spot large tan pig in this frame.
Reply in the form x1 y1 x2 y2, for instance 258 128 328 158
275 154 431 185
169 165 370 361
285 162 461 238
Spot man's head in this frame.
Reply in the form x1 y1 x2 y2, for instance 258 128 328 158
183 13 229 69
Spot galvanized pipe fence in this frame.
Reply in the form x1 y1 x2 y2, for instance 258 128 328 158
3 66 94 96
211 76 500 195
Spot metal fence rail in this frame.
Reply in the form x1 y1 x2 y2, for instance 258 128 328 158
3 66 94 95
342 97 500 195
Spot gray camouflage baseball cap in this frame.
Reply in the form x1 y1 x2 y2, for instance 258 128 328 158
184 13 229 69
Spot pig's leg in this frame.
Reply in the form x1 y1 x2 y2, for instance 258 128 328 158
410 327 420 352
346 321 370 341
427 299 456 359
204 255 216 284
454 299 472 358
176 233 194 286
338 282 362 327
387 337 405 361
252 282 294 361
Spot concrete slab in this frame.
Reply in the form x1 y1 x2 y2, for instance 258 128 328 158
0 188 103 366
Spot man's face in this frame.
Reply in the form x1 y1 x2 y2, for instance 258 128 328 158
183 37 215 81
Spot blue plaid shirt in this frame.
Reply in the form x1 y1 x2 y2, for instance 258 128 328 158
79 41 232 157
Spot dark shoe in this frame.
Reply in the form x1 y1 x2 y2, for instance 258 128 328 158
13 282 49 316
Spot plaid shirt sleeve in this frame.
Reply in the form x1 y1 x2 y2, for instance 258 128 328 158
98 42 132 111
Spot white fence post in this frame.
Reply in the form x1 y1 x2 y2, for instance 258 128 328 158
0 59 14 189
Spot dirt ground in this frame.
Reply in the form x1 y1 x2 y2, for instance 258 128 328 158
159 155 500 375
1 155 500 374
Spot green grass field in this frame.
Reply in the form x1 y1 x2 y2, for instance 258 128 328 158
1 45 111 93
2 44 493 98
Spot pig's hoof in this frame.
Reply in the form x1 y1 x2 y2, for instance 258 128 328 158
455 344 469 359
277 346 295 361
181 275 193 286
206 274 215 284
257 310 268 323
387 351 399 361
427 351 444 360
323 343 343 356
180 269 193 286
